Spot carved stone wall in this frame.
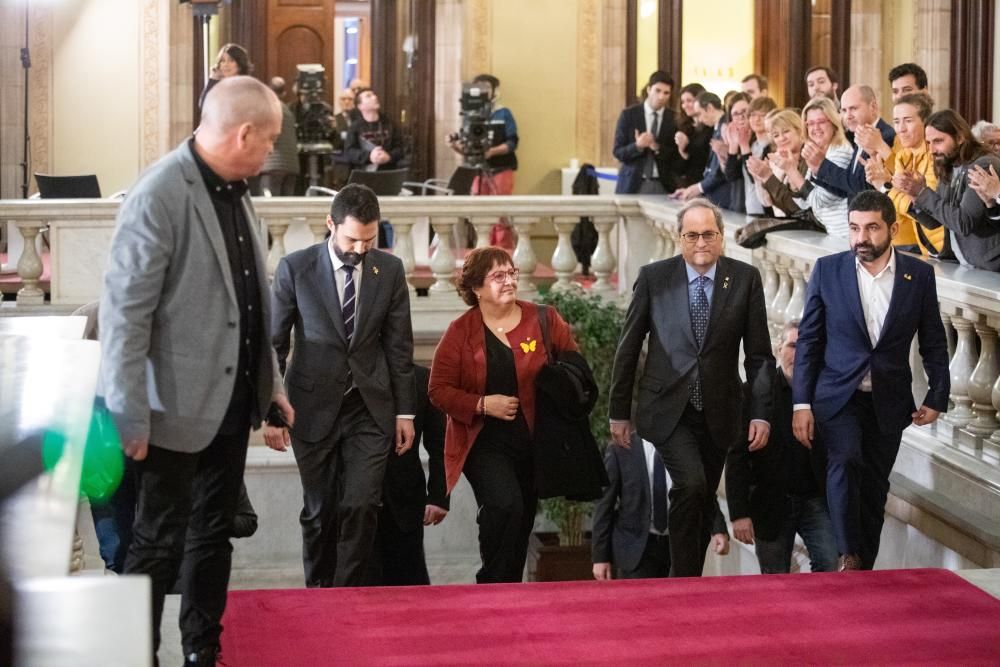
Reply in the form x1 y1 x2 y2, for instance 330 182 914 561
463 0 491 81
600 0 626 168
435 0 463 180
28 2 52 190
575 0 602 166
913 0 950 109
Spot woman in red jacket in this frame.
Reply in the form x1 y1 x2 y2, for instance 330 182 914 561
429 247 578 583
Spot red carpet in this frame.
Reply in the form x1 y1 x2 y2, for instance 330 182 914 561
220 569 1000 665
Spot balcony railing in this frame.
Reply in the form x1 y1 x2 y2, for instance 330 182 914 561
2 194 998 560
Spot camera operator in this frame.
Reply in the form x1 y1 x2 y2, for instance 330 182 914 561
449 73 519 196
344 88 405 172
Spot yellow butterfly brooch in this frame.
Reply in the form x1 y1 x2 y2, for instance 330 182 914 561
520 339 537 353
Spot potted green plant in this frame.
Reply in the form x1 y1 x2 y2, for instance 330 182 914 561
527 289 625 581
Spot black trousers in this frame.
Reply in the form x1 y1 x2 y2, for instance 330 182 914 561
462 444 537 584
369 513 430 586
820 391 903 569
124 429 249 657
291 390 390 587
618 533 671 579
657 403 727 578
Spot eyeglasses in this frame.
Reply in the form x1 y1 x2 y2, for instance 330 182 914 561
731 110 748 118
486 268 519 284
806 119 831 129
681 231 721 244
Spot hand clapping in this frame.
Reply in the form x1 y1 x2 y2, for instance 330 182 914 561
892 169 926 198
968 164 1000 206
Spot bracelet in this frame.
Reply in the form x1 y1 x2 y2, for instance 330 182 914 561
479 396 486 416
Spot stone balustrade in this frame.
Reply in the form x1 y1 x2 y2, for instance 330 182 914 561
2 193 999 565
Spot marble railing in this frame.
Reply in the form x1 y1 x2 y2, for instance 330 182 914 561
1 194 999 560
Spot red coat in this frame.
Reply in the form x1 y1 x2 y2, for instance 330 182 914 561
429 300 578 492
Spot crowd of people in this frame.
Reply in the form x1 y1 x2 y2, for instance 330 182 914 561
614 64 1000 270
90 50 997 665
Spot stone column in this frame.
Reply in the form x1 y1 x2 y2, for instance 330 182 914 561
308 220 328 244
470 216 494 249
392 218 418 295
913 0 951 108
761 255 778 309
511 217 539 301
590 216 618 299
943 315 977 428
265 220 289 278
784 267 806 323
550 216 581 293
15 221 45 305
964 323 1000 438
769 263 792 334
428 217 459 301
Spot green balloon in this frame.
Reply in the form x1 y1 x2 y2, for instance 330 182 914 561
81 407 124 502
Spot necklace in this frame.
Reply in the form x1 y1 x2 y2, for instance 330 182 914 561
487 307 519 334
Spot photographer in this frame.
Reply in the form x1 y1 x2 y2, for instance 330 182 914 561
449 73 519 196
344 88 405 172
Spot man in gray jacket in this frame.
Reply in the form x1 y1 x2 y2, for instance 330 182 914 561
902 109 1000 271
99 76 293 666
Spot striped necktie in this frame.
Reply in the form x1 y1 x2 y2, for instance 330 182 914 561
341 264 356 342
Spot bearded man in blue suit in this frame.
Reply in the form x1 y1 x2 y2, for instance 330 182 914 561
792 190 949 571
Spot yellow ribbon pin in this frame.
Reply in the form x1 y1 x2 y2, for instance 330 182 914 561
372 266 379 275
520 339 537 353
904 273 912 281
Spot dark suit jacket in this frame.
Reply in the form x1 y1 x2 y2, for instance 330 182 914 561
383 365 448 532
592 432 727 572
814 118 896 199
792 251 950 432
698 123 731 209
609 256 774 447
725 370 827 541
913 154 1000 272
271 244 415 443
613 103 680 194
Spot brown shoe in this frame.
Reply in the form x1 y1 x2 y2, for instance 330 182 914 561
837 554 862 571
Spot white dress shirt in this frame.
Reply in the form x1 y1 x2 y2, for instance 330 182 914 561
855 247 896 391
643 439 671 536
793 248 896 412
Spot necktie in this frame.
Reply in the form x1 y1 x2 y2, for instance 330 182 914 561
690 275 710 410
652 449 668 533
643 112 660 179
341 264 356 343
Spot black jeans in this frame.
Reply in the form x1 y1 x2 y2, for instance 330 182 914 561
124 429 249 658
462 444 537 584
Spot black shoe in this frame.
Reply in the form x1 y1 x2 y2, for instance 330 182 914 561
183 645 219 666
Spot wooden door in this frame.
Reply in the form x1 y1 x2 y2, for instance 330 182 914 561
267 0 337 102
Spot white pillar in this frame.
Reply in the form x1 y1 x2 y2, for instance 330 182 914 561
550 217 580 293
965 323 1000 437
590 216 618 299
308 220 328 244
943 315 977 427
470 217 494 249
428 217 459 301
784 267 806 322
265 221 289 278
769 263 791 333
15 221 46 306
511 217 539 301
392 218 418 295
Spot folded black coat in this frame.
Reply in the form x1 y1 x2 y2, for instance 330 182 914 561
533 349 609 501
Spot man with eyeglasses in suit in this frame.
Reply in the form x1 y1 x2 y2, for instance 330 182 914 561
609 198 774 577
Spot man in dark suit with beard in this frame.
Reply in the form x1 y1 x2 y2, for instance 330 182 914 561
792 190 949 571
271 184 415 588
613 71 681 195
609 198 773 577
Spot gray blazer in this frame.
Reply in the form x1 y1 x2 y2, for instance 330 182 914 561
99 140 281 452
913 154 1000 272
271 243 415 443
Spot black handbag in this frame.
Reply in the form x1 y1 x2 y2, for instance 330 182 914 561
532 305 609 501
735 208 828 249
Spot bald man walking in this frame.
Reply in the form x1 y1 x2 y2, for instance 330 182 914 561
100 77 294 666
